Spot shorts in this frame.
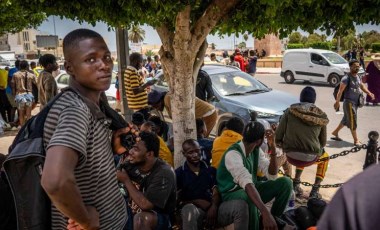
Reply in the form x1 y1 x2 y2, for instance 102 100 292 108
341 100 357 131
15 93 34 110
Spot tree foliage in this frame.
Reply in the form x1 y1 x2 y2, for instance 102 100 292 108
361 30 380 49
128 25 145 43
144 50 156 57
0 1 45 35
287 43 304 49
238 42 246 49
288 32 302 44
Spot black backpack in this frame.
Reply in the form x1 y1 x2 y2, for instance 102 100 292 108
3 88 127 230
333 75 350 102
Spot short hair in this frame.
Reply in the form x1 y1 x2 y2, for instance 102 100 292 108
129 53 143 66
139 131 160 157
182 139 198 151
196 118 205 134
154 55 159 60
226 117 245 134
39 54 57 68
249 50 255 56
243 121 265 143
30 61 36 67
19 60 29 70
210 53 216 58
63 29 103 58
148 116 164 135
14 60 20 69
147 56 152 62
300 86 316 104
229 55 235 61
142 121 156 133
349 59 360 67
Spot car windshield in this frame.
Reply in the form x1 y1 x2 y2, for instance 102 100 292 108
322 53 347 64
210 71 269 96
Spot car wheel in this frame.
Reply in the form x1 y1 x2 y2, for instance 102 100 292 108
284 71 295 84
328 73 340 87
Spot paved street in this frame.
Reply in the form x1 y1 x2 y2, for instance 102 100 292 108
1 73 379 201
256 73 380 200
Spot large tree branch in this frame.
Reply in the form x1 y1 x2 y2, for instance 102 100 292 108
173 5 192 52
156 25 175 56
190 0 240 51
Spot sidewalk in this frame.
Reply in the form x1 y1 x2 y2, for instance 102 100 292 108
256 67 281 74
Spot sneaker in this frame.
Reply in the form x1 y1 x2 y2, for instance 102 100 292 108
309 186 322 199
293 179 304 197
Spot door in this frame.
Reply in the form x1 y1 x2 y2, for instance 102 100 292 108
306 53 329 81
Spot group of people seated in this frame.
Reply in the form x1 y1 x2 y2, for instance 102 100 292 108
113 85 329 230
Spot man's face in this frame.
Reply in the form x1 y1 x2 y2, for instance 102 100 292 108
350 62 360 74
183 142 201 165
128 141 149 166
46 62 59 72
64 38 113 92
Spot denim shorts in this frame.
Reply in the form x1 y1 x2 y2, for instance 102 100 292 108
15 93 34 110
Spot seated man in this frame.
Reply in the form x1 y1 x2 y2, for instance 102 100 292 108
148 90 217 137
116 131 176 230
217 121 292 230
176 139 219 229
212 117 244 168
196 118 213 165
275 86 329 198
140 121 173 167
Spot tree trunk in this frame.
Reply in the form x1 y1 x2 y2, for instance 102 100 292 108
155 1 239 167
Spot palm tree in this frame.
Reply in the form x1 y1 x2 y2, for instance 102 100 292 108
128 25 145 43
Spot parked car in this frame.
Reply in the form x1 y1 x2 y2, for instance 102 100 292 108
55 71 118 108
281 49 365 87
152 65 298 135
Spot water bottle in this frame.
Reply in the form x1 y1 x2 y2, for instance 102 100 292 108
285 190 296 212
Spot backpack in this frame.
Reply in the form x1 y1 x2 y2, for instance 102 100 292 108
3 88 128 230
333 75 350 101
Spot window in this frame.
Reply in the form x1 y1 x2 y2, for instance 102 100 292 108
57 74 70 85
311 53 328 66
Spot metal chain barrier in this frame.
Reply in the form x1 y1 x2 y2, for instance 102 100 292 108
279 144 373 188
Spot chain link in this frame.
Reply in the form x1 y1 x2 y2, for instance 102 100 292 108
317 144 367 162
278 169 344 188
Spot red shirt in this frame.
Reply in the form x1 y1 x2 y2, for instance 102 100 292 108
234 54 245 72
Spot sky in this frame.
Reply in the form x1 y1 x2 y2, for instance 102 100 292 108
38 16 380 52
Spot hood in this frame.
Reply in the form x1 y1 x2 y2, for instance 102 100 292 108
223 89 298 115
289 103 329 126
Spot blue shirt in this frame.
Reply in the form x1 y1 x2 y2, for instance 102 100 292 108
197 137 214 165
6 67 18 94
175 161 216 202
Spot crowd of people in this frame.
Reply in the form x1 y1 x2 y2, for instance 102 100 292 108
0 27 380 230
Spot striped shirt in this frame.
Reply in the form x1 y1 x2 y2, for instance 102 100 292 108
43 90 127 229
124 66 148 110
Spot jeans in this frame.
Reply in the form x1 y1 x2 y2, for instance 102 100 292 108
181 204 206 230
217 200 249 230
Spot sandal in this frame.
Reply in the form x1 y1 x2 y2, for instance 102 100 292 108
331 136 343 141
354 141 363 146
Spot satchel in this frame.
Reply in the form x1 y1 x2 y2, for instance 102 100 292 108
358 93 365 108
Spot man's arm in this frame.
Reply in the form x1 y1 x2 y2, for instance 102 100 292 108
41 146 99 230
360 83 375 100
205 74 215 101
334 82 347 110
117 170 154 211
132 79 157 94
319 125 327 148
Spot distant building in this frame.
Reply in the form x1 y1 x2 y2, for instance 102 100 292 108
0 34 10 51
254 34 282 57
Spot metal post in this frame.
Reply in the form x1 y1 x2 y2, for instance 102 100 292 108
115 27 133 122
363 131 379 170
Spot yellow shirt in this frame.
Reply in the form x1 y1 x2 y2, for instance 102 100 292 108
164 94 215 119
0 69 7 89
211 130 243 168
159 136 173 167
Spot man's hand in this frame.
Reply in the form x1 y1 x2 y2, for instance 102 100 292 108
205 204 218 228
368 92 375 100
67 206 99 230
261 211 278 230
334 101 340 111
265 129 275 148
116 168 131 184
112 125 138 154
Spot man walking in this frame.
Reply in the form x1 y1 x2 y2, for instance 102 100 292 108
332 60 375 145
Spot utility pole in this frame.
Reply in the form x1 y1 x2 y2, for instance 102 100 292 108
116 28 133 121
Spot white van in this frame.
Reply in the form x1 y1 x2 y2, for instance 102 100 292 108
281 49 363 87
